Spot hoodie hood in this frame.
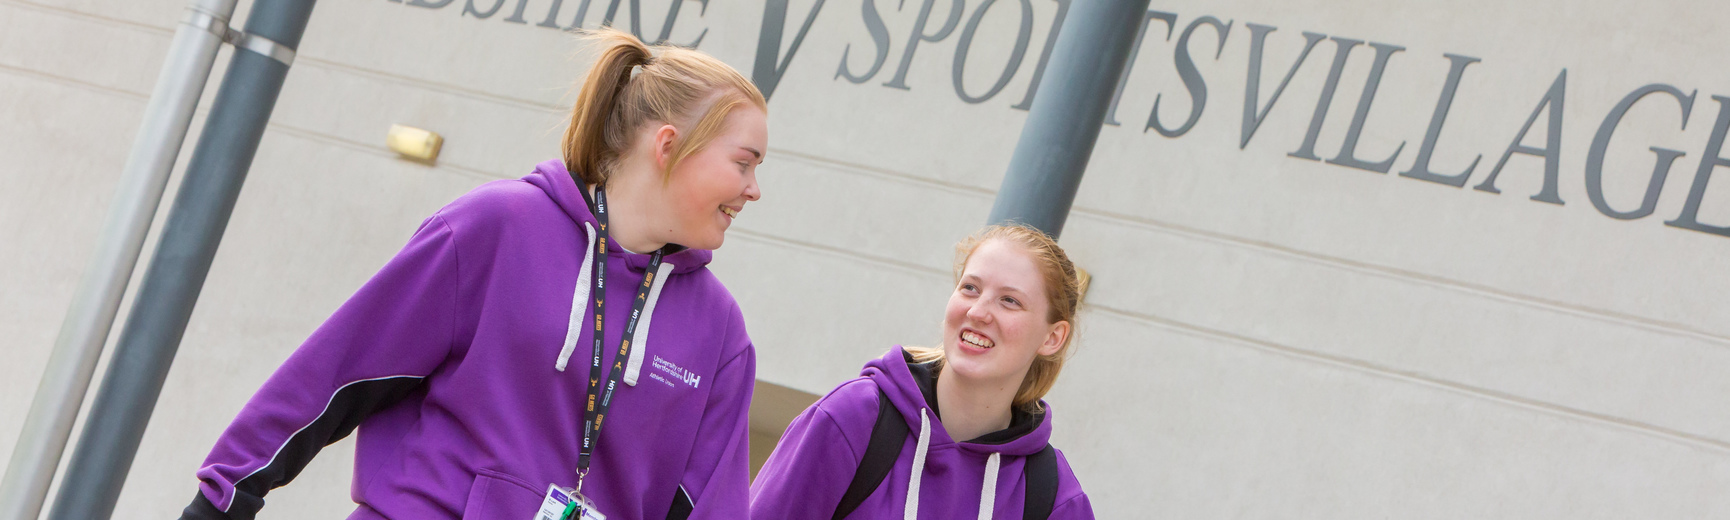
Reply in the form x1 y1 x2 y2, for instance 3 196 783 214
862 346 1054 457
526 159 712 275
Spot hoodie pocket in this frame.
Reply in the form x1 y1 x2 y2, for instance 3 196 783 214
461 469 542 519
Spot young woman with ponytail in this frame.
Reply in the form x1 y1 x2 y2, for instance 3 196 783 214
751 225 1096 519
181 29 767 519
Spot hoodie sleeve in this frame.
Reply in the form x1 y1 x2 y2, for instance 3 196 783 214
748 383 872 520
181 215 463 519
1050 493 1097 519
1050 449 1097 520
671 303 757 520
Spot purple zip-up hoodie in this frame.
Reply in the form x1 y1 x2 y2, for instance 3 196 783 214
750 348 1094 519
183 160 755 519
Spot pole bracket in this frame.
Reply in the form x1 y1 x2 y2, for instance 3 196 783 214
227 31 296 67
184 7 296 67
180 8 230 39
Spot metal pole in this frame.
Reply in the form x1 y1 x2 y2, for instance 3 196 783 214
985 0 1151 238
46 0 315 517
0 1 236 518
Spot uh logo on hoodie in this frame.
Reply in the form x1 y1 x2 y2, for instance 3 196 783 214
650 354 702 389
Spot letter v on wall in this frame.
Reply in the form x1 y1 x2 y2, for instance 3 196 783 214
1239 24 1325 149
754 0 828 101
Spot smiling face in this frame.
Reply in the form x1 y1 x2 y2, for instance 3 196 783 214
940 238 1071 387
657 104 767 250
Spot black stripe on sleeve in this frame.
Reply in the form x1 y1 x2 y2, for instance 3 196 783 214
215 376 424 517
665 485 694 520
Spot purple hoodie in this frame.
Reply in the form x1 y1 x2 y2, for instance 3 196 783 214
750 348 1094 519
183 160 755 519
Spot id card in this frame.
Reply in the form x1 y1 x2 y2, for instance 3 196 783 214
537 484 607 520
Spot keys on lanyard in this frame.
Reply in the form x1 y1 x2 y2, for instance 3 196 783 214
573 184 664 495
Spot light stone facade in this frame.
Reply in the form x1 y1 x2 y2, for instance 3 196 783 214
3 0 1728 517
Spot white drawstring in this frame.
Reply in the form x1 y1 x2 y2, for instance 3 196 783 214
623 260 675 386
555 223 597 371
556 224 675 381
905 408 932 520
978 452 1001 520
902 408 1006 519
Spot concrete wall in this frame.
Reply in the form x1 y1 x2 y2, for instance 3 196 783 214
3 0 1728 517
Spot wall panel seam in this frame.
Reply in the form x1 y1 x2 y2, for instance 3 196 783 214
1088 305 1730 455
728 228 950 279
768 149 1000 198
0 0 172 35
1069 207 1730 349
296 56 566 113
0 62 147 101
259 124 509 183
0 63 515 184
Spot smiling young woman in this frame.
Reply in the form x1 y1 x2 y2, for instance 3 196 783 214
750 224 1094 520
180 28 767 520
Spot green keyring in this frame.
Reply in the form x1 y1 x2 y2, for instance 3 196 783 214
560 499 581 520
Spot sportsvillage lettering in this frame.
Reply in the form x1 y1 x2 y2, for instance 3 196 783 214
393 0 1730 240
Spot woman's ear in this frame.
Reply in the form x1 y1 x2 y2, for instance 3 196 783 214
653 123 678 169
1039 320 1070 357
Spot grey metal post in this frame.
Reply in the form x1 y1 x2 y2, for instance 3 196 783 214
986 0 1151 238
0 1 236 519
45 0 315 517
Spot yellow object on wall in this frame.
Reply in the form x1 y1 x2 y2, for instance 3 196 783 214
386 124 442 162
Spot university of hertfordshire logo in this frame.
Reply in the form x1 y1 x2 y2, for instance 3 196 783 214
650 355 702 389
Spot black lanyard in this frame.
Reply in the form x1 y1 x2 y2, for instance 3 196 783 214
575 184 664 488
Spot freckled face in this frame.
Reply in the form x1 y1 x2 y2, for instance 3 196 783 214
941 239 1066 385
663 106 767 250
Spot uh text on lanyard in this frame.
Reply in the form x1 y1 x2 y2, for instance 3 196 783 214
543 183 664 520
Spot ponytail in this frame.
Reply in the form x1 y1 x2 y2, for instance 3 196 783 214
560 28 767 186
563 30 652 185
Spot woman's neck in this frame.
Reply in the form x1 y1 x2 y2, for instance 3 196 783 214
934 366 1017 442
590 175 667 254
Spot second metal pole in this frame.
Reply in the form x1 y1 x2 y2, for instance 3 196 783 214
986 0 1152 238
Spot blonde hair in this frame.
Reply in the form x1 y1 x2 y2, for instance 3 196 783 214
908 224 1083 413
562 28 767 185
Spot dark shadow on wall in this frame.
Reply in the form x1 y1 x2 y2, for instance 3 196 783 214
749 379 821 481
